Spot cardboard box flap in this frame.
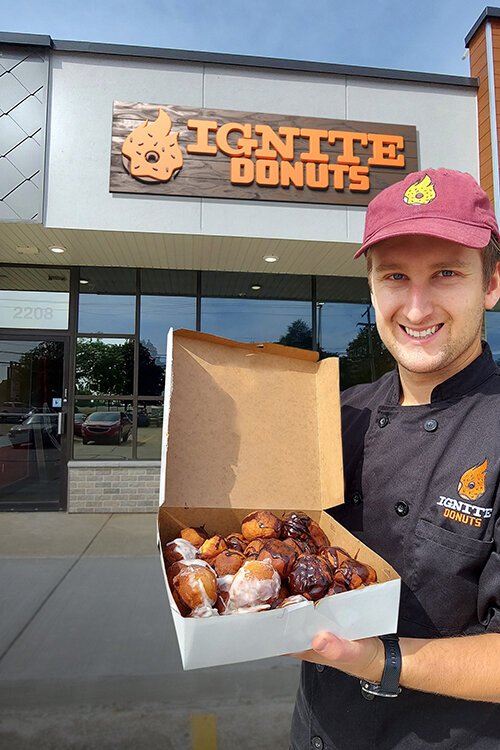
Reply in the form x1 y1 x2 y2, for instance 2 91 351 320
174 329 320 363
160 329 344 511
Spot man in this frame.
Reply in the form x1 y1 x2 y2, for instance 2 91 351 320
291 168 500 749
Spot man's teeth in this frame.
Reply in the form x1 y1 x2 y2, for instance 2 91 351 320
404 325 441 339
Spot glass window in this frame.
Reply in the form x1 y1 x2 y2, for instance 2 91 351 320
316 276 394 389
486 311 500 363
139 270 196 395
75 337 134 396
0 267 69 330
73 399 132 460
78 268 136 334
136 399 164 460
201 271 312 348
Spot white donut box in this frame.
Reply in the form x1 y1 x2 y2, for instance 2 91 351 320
158 329 400 670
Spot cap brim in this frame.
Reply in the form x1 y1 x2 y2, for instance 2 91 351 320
353 217 492 259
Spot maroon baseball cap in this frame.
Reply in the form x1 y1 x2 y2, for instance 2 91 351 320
354 167 499 259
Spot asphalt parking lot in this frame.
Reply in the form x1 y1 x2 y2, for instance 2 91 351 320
0 512 300 750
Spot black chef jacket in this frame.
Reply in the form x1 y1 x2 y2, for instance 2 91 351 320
291 343 500 750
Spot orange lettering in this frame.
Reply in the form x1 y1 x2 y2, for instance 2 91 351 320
305 162 329 188
216 122 258 157
280 161 304 188
328 164 349 190
186 119 218 155
368 134 405 167
329 130 368 165
299 128 329 163
349 165 370 191
255 159 279 186
254 125 300 161
230 157 254 184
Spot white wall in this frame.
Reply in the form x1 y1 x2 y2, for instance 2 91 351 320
45 51 479 244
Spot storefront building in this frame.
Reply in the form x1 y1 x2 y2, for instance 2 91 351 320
1 8 499 512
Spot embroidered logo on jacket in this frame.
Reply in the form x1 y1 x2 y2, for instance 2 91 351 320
457 458 487 501
435 459 491 528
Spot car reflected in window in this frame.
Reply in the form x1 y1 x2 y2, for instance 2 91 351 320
9 413 59 448
81 411 132 445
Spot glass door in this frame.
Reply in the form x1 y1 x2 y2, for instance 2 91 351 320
0 337 68 511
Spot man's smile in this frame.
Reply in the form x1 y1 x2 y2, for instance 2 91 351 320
399 323 445 340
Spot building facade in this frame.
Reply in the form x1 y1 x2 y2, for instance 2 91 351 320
1 9 499 512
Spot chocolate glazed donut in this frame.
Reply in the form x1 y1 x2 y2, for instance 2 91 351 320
334 559 378 589
256 539 297 578
288 555 334 600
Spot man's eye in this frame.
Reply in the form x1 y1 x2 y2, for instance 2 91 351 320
390 273 406 281
440 270 455 277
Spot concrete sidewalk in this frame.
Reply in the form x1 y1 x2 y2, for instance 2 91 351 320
0 513 300 749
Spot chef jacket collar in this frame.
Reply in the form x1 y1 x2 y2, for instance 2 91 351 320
389 342 499 405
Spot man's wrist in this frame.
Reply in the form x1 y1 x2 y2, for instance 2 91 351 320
361 635 385 683
360 635 402 699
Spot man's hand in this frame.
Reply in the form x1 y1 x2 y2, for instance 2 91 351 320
292 631 385 683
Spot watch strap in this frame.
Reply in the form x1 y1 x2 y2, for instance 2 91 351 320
360 635 402 699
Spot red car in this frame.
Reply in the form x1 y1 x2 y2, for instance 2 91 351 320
81 412 132 445
73 413 86 437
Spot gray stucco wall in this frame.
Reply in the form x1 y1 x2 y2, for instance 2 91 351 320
44 51 479 243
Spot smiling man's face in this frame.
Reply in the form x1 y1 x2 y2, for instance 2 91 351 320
369 235 500 379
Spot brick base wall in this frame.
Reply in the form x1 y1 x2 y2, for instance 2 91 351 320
68 462 161 513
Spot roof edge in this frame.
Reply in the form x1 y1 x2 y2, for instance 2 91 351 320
0 31 478 88
0 30 52 47
465 6 500 47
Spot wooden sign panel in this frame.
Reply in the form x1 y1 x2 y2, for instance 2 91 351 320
110 101 418 207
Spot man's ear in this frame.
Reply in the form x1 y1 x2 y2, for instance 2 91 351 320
485 261 500 310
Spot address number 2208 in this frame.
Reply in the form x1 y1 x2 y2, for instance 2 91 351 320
13 307 54 320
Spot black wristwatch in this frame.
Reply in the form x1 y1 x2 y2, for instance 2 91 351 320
360 635 402 699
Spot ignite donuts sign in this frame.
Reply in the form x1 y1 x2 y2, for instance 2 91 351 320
110 101 417 206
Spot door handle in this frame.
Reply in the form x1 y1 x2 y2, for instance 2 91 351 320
57 412 66 436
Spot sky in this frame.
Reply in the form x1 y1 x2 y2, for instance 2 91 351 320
1 0 500 77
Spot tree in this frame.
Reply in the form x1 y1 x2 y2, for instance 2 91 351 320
75 339 164 396
339 324 394 390
76 339 133 395
0 341 64 406
278 319 313 350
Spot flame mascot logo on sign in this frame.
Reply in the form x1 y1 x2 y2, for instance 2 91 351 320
122 109 183 183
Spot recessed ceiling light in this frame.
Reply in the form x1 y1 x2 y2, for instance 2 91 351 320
49 245 65 254
251 285 262 290
263 255 279 263
79 279 89 285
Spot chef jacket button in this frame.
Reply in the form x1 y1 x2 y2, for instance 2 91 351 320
378 415 389 428
395 501 409 517
352 492 363 505
424 418 438 432
312 737 324 750
316 664 325 673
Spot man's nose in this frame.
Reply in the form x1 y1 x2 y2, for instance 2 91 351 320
402 285 434 322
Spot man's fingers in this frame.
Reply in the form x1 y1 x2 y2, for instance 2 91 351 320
311 631 355 662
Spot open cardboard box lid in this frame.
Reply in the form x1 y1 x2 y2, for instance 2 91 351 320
159 328 344 512
158 329 400 669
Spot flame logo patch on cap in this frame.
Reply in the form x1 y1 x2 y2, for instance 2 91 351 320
122 109 183 183
457 459 488 501
403 174 436 206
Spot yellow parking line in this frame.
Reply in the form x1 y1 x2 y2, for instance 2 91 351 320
191 712 218 750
